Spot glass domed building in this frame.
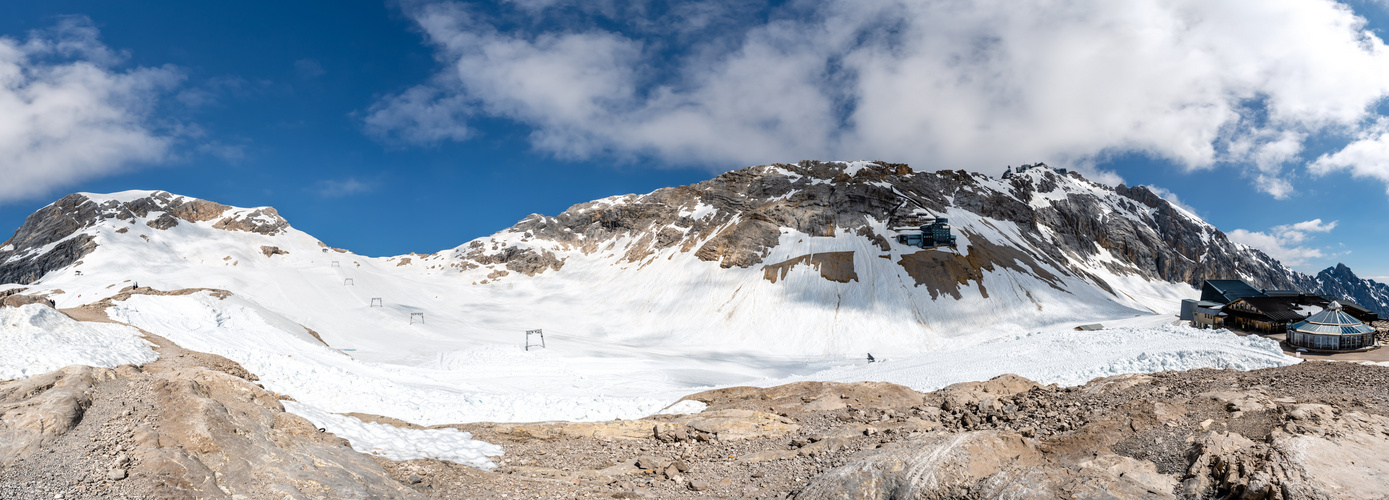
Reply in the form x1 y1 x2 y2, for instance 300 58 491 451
1287 302 1377 351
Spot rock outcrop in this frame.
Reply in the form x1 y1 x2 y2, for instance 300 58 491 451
794 364 1389 500
0 321 419 499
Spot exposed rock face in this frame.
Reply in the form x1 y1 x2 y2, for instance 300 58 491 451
763 252 858 284
212 207 289 235
0 191 290 285
0 194 101 285
438 161 1327 296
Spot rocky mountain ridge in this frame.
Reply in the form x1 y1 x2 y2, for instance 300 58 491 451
428 160 1382 314
1313 263 1389 315
1 161 1383 333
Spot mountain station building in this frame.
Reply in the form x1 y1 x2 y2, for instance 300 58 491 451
1222 295 1329 334
1287 302 1377 351
1185 279 1380 351
891 211 958 249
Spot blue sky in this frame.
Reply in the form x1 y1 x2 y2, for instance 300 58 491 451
1 0 1388 280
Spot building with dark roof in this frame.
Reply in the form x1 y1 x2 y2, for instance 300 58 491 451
1180 299 1225 322
1339 301 1381 323
1191 305 1227 330
895 218 957 248
1222 295 1330 333
1288 302 1377 351
1200 280 1267 304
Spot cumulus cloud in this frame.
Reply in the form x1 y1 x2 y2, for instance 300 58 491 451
362 83 471 145
372 0 1389 194
1227 218 1339 267
0 17 182 203
1309 117 1389 190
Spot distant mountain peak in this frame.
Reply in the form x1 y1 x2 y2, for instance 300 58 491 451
1314 263 1389 315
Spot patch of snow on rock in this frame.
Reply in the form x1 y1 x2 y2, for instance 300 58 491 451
839 160 877 176
656 400 708 415
75 190 163 204
284 401 503 469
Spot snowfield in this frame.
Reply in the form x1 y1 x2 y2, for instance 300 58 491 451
786 323 1298 392
0 183 1306 468
0 303 157 380
103 291 1297 425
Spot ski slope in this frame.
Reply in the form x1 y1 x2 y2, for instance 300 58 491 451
99 290 1297 425
3 189 1247 423
0 184 1301 467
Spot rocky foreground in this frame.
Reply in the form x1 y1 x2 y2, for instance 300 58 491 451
4 308 1389 499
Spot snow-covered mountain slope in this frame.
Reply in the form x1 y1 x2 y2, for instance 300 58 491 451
0 163 1326 426
0 162 1364 353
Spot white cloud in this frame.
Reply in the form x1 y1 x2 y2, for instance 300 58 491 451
1227 218 1339 267
373 0 1389 189
1309 118 1389 190
362 83 471 145
0 17 182 203
1283 219 1338 234
315 177 374 198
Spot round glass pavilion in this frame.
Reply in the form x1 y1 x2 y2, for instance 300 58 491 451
1287 301 1377 351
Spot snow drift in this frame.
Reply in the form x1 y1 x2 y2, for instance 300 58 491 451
0 303 156 380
